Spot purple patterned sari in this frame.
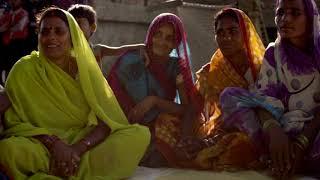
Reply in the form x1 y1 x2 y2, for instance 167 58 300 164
220 0 320 164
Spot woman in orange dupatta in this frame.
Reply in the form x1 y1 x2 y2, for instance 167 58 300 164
194 8 265 138
177 8 266 171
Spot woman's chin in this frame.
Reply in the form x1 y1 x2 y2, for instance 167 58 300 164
45 54 64 62
279 32 293 39
152 52 170 58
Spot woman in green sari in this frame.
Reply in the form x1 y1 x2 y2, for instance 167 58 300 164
0 7 150 179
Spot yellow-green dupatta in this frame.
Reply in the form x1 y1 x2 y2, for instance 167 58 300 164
4 9 129 138
0 9 150 180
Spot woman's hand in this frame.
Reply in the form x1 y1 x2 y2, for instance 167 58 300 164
128 96 157 123
0 90 11 113
288 141 305 177
176 136 205 160
267 126 291 179
49 139 81 177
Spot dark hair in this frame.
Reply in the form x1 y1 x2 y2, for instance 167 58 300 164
68 4 96 26
37 6 69 28
214 8 239 31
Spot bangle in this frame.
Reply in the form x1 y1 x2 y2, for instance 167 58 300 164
295 134 309 150
202 136 217 147
80 139 92 149
293 142 305 151
202 138 211 147
43 135 59 151
262 119 280 131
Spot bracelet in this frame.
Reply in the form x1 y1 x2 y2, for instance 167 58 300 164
293 142 305 151
80 139 92 149
43 135 59 151
202 138 211 147
202 134 220 147
262 119 280 131
295 134 309 150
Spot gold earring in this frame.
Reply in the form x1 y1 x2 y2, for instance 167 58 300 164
70 49 76 58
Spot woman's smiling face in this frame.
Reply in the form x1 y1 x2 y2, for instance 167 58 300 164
151 23 176 57
39 16 72 62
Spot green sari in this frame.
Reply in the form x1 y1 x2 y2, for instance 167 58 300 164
0 9 150 180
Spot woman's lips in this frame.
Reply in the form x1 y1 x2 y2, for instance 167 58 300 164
47 44 58 48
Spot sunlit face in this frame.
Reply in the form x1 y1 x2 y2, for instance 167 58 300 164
215 16 244 57
75 17 96 40
275 0 307 40
39 17 72 63
151 23 176 57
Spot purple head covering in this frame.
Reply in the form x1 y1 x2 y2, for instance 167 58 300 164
275 0 320 74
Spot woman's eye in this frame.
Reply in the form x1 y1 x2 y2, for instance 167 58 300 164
276 9 284 16
292 11 302 16
40 29 50 36
55 28 67 35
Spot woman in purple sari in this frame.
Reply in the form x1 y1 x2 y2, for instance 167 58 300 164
221 0 320 178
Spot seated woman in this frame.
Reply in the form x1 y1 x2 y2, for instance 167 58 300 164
108 13 198 168
0 7 150 179
220 0 320 178
193 8 265 138
177 8 266 171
